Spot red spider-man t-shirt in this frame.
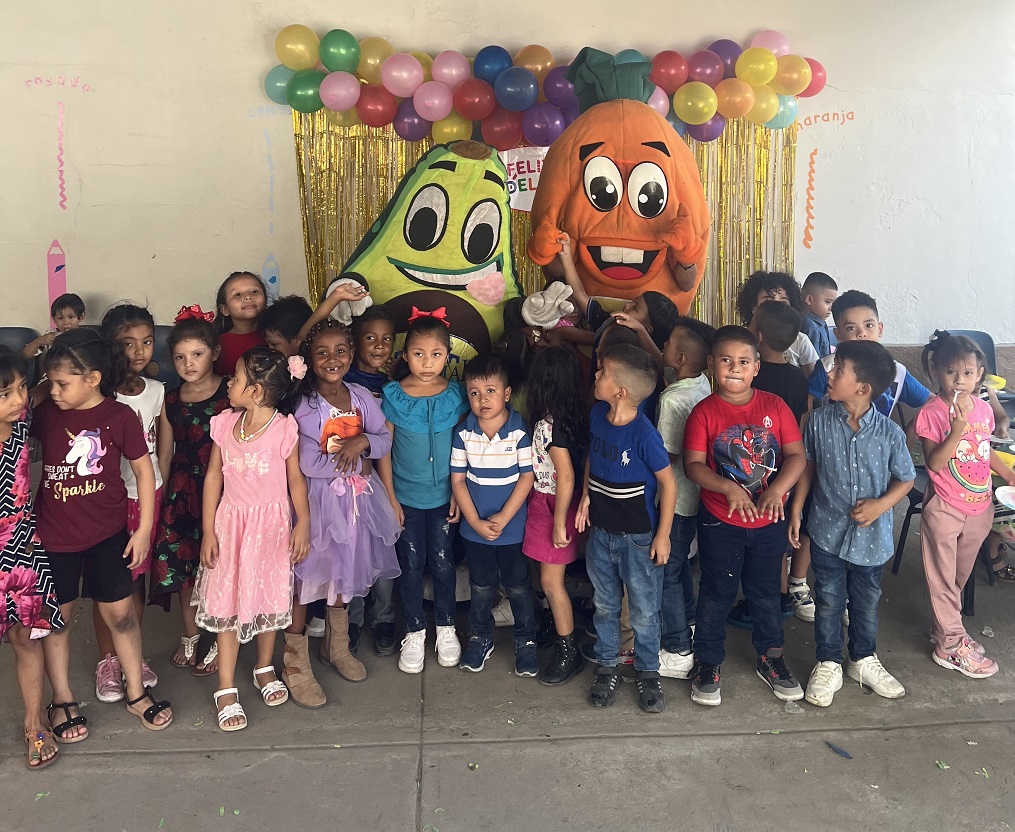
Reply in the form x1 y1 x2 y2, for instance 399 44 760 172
683 389 802 528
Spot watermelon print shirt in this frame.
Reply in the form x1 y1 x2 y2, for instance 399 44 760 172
916 394 995 515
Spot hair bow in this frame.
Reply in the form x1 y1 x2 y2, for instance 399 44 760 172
407 306 451 328
288 355 308 381
175 304 215 324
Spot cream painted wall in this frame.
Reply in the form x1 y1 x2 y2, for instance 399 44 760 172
2 1 1013 341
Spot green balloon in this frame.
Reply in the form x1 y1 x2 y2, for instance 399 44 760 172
286 69 327 113
320 29 361 73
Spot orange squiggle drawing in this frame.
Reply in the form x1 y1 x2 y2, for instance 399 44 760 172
802 148 817 249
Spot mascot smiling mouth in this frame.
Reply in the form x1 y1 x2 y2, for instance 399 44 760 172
387 255 507 306
585 245 660 282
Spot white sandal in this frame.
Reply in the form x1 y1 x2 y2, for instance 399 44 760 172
253 665 289 707
213 688 247 732
171 634 200 668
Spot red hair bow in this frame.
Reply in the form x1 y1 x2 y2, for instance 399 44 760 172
407 306 450 328
175 304 215 324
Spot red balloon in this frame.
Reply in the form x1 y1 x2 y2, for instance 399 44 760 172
799 58 827 98
454 78 496 121
481 105 523 151
355 84 398 127
649 50 689 95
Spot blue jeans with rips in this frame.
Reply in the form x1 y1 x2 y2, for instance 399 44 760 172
463 539 536 643
661 514 696 653
396 504 457 633
810 543 883 664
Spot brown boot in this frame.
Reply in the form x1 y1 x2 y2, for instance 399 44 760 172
320 606 366 682
282 631 327 709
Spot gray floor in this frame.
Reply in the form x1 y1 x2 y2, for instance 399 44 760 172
2 521 1015 832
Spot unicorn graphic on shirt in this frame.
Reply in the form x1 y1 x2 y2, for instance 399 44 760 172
64 428 106 476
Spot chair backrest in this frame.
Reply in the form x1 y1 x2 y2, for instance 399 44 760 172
826 323 838 349
948 329 997 376
145 325 178 386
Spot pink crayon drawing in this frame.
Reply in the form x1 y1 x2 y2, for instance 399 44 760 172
47 240 66 322
56 102 67 210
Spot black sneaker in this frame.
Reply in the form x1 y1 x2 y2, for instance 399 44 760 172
690 661 721 706
756 653 804 701
636 670 666 713
348 623 361 656
373 622 396 656
588 667 622 707
539 635 583 686
727 599 753 630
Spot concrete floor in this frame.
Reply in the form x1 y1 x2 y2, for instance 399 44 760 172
2 520 1015 832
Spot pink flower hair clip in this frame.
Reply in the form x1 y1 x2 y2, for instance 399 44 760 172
288 355 308 381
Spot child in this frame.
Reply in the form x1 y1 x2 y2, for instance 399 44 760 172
916 332 1015 678
522 346 588 685
799 272 838 358
151 310 230 676
737 270 818 378
683 326 805 707
213 271 268 376
380 311 469 674
451 353 537 675
283 321 401 707
788 340 916 706
753 301 809 424
93 303 168 703
656 317 715 680
0 348 64 768
22 293 86 360
32 329 172 733
260 295 314 357
195 347 311 730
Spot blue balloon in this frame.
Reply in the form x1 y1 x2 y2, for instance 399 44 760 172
264 64 295 105
494 66 539 112
615 48 647 64
666 108 687 137
764 94 799 130
473 45 513 86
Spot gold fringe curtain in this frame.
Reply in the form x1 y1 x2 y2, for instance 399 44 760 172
294 111 797 326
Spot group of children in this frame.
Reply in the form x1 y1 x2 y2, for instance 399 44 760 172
1 254 1013 768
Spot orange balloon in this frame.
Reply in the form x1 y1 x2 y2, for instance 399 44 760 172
715 78 755 119
769 54 812 96
514 44 556 84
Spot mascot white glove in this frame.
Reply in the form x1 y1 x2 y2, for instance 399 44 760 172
521 282 575 329
325 277 373 325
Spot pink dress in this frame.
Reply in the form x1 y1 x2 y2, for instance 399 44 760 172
193 410 298 643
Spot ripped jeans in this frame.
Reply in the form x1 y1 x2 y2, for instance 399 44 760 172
463 539 537 643
396 504 458 633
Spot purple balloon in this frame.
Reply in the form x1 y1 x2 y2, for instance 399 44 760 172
687 50 723 88
522 102 565 146
393 98 432 142
686 113 725 142
707 39 742 79
562 104 580 126
543 65 577 109
647 84 669 116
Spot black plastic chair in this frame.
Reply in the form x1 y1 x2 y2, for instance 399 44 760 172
891 470 928 575
144 324 177 386
950 329 997 375
0 327 42 385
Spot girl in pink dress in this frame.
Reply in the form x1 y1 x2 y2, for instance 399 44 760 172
194 347 310 731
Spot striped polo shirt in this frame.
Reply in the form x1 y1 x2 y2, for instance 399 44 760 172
450 407 533 545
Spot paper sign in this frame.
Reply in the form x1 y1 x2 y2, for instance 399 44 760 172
498 146 547 212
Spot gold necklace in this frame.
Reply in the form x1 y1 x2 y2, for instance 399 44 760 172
239 409 276 443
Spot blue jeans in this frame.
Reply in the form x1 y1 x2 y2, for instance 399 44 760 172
464 539 536 643
585 527 664 672
396 504 457 633
810 543 883 663
694 506 786 665
661 514 696 653
348 577 396 628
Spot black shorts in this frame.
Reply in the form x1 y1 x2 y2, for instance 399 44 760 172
49 528 134 605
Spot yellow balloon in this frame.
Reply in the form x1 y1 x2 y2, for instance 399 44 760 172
326 108 361 128
358 37 395 85
432 111 473 143
275 24 320 71
672 81 718 126
769 54 812 96
735 47 778 87
715 78 755 119
412 51 434 82
745 85 779 124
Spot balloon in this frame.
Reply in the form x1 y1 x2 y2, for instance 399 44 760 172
708 39 742 79
432 111 473 143
453 78 496 121
672 81 718 126
615 48 647 64
686 113 726 142
432 50 471 91
412 52 434 82
494 66 539 112
665 108 687 137
714 78 755 119
320 29 360 73
751 30 791 57
543 65 577 109
265 64 296 105
355 84 397 127
521 102 565 146
319 71 361 111
799 58 827 98
687 50 723 88
357 37 394 85
275 25 320 71
770 54 812 97
745 85 779 124
647 84 670 116
764 94 799 130
413 81 454 121
562 104 579 126
515 44 555 85
326 107 361 128
393 98 432 142
285 69 327 113
736 47 778 86
381 53 424 97
481 105 523 151
650 50 688 95
474 45 513 86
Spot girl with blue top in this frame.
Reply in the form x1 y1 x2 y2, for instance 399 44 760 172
379 310 468 675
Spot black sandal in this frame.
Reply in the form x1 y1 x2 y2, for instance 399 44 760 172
989 548 1015 582
125 686 173 731
46 701 88 744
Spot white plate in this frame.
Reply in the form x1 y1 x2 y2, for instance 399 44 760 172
996 486 1015 511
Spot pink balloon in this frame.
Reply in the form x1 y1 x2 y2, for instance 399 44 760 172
750 30 791 57
647 84 669 116
431 50 471 92
380 53 424 98
413 81 453 121
320 71 362 111
687 50 724 88
799 57 827 98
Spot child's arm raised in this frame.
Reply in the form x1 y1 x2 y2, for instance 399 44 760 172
611 311 665 374
22 332 55 359
296 281 371 343
286 445 311 564
651 465 676 564
548 446 575 548
124 454 156 571
923 403 968 473
557 233 591 316
756 440 806 522
200 444 224 569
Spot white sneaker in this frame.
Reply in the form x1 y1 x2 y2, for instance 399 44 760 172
788 581 816 622
804 661 843 707
658 648 694 679
435 625 461 667
492 597 514 628
846 654 905 699
398 630 426 674
306 617 326 638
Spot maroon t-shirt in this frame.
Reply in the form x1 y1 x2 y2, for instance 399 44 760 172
214 330 266 376
30 397 150 552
